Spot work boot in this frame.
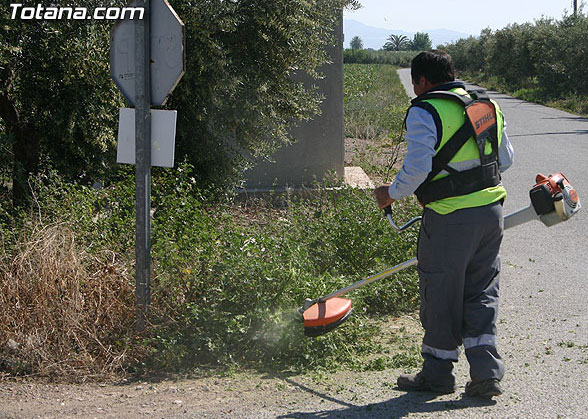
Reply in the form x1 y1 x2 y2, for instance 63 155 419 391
397 372 456 394
464 379 503 399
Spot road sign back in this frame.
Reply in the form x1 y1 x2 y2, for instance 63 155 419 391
110 0 185 106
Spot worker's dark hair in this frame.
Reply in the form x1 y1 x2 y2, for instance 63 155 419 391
411 50 455 84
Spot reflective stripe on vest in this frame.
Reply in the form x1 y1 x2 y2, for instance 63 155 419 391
418 88 506 215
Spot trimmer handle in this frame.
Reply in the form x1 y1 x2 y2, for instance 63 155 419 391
383 205 422 232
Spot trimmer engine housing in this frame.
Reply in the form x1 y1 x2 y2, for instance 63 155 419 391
530 173 581 226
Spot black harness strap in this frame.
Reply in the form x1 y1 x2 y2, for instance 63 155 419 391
429 121 475 179
415 164 501 205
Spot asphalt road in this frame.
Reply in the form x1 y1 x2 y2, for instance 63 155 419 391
393 68 588 417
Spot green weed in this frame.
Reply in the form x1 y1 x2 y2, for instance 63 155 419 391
0 61 421 379
0 165 421 377
344 64 411 183
344 64 409 142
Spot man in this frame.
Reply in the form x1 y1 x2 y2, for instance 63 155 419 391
374 50 514 398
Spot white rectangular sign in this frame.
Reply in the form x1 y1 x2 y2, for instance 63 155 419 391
116 108 177 168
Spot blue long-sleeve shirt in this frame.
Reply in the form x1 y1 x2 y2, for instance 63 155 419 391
388 105 514 200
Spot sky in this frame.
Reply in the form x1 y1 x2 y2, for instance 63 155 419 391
344 0 579 36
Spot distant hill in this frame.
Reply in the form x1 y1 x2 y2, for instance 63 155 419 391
343 19 472 50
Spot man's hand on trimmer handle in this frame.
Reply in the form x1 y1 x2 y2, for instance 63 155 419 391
374 184 395 209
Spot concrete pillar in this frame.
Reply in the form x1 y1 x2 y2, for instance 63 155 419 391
244 13 344 190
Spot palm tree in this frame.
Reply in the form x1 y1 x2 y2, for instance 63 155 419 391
350 36 363 50
383 34 409 51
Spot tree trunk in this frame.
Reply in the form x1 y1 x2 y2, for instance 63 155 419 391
12 126 40 208
0 67 41 208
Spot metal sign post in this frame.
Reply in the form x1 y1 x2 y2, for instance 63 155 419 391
110 0 185 332
135 0 151 332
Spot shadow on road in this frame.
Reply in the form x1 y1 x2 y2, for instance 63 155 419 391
541 116 588 121
508 130 588 137
279 378 495 418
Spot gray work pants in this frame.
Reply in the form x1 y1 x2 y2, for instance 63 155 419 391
417 201 505 385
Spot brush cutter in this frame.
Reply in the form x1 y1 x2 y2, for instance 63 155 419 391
299 172 581 337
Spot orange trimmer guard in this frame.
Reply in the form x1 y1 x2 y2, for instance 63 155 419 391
303 297 353 337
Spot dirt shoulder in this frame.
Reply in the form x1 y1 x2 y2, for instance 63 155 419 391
0 363 497 419
1 315 426 419
6 306 578 419
0 316 496 419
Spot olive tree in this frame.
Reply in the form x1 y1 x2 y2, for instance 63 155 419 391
0 0 359 206
0 1 121 206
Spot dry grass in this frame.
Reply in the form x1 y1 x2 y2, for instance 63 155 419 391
0 220 137 381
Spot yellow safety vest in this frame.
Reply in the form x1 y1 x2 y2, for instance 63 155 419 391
414 87 506 215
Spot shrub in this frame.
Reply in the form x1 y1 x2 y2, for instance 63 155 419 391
530 15 588 95
144 172 421 372
486 23 536 88
344 49 417 67
0 166 421 377
443 13 588 109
